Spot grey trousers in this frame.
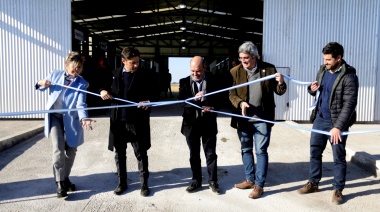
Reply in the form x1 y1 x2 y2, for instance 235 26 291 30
50 113 77 182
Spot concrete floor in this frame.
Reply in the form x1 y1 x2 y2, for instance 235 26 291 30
1 103 380 211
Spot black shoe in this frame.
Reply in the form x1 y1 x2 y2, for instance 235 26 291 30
140 184 150 197
186 182 201 193
114 184 127 195
56 181 68 198
64 177 76 192
209 181 220 194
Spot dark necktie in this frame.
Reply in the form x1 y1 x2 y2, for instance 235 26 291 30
193 81 203 118
193 82 199 95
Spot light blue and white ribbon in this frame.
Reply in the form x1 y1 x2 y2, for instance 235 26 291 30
1 74 379 136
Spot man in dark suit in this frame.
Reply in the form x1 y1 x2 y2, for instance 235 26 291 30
99 46 154 197
178 56 221 194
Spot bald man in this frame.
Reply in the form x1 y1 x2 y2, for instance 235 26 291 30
178 56 221 194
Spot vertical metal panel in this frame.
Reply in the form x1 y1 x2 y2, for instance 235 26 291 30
375 3 380 122
0 0 71 119
264 0 380 121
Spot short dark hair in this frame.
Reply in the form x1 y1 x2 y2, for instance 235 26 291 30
121 46 140 60
322 42 344 58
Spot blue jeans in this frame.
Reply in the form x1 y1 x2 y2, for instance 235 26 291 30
237 122 272 188
309 116 347 191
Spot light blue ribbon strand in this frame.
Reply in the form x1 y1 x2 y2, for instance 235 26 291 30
184 101 380 136
283 75 312 85
1 74 379 136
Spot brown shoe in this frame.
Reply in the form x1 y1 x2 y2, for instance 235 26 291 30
332 190 344 205
297 181 318 194
234 180 255 189
248 185 263 199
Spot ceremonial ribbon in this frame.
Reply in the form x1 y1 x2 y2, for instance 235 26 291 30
1 74 379 136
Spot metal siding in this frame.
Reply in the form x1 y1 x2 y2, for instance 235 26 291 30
264 0 380 122
376 12 380 121
1 0 71 119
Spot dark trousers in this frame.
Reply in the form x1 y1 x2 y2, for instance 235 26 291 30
309 116 347 191
114 124 149 185
186 132 218 183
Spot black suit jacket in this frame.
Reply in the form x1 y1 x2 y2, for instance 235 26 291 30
100 66 154 151
178 72 220 137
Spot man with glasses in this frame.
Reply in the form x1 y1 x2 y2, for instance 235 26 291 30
229 41 287 199
99 46 154 197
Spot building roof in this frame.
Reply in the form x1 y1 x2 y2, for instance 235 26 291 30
71 0 264 58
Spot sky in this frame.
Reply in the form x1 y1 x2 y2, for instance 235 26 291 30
168 57 192 83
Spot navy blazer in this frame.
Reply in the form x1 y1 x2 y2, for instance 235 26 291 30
37 70 89 147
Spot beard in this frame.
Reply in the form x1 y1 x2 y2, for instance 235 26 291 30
326 61 340 71
331 63 339 70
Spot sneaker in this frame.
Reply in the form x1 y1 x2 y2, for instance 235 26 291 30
186 182 201 193
332 190 344 205
297 181 318 194
114 184 127 195
140 184 150 197
234 180 255 189
209 181 221 194
248 185 263 199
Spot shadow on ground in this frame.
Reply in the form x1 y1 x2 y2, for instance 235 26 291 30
0 160 376 203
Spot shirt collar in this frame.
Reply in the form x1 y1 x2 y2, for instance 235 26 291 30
192 75 205 84
327 65 342 74
123 67 135 73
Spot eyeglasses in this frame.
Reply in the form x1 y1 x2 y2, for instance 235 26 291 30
238 56 251 61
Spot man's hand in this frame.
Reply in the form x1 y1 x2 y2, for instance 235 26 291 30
310 81 320 93
275 73 284 85
137 101 150 110
100 90 113 100
330 127 342 145
240 101 250 116
194 91 204 101
201 106 214 113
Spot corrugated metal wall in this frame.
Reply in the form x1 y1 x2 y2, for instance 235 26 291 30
376 12 380 122
0 0 71 119
264 0 380 122
1 0 379 121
